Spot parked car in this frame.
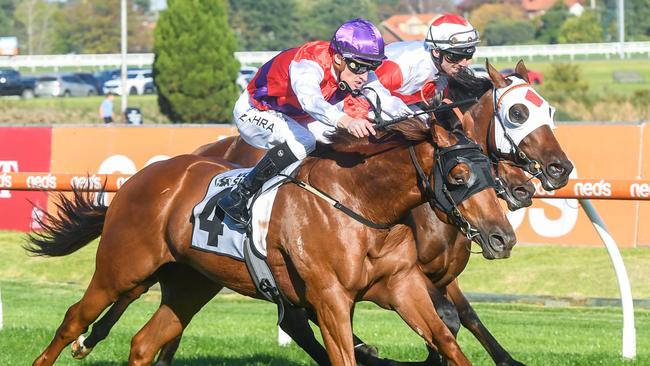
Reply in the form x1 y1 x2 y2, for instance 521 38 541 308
94 69 121 92
20 75 37 98
467 64 490 79
103 69 153 95
143 80 156 95
0 68 35 98
74 72 101 95
35 73 97 97
237 66 258 91
500 68 543 85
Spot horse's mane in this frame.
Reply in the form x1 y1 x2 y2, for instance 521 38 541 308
323 117 430 154
446 67 493 104
432 68 494 129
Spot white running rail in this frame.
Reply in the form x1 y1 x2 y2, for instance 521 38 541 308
0 42 649 70
579 199 636 360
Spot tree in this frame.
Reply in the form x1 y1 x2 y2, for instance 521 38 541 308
49 0 151 54
558 10 603 43
154 0 239 123
14 0 59 54
543 62 588 103
535 1 570 44
483 20 536 46
51 0 121 53
625 0 650 41
133 0 150 13
229 0 302 51
468 3 527 38
0 0 17 36
300 0 378 42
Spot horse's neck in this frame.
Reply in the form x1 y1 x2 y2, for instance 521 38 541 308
303 142 432 225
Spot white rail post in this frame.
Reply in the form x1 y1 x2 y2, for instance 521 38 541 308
579 198 636 359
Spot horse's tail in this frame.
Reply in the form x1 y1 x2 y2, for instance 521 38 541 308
24 189 108 257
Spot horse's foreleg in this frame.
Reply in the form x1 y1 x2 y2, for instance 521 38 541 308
280 306 332 366
153 336 181 366
128 305 186 366
72 280 157 359
309 288 356 366
447 280 526 366
385 270 472 366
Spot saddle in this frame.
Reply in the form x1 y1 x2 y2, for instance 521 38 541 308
190 163 301 320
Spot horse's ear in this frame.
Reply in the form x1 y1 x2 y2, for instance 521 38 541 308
486 59 508 88
515 59 530 83
431 123 454 148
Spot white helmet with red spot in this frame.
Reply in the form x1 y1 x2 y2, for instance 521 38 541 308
425 13 480 57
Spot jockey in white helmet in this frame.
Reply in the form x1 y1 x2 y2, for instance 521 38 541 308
366 13 480 106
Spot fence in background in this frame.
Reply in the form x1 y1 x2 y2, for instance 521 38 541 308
1 42 649 71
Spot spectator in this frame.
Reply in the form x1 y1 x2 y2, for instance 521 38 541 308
99 93 115 124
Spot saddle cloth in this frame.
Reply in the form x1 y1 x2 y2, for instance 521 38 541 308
190 162 300 259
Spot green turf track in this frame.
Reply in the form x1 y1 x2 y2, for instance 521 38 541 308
1 231 649 365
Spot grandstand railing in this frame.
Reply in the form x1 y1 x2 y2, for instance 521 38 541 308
1 42 649 70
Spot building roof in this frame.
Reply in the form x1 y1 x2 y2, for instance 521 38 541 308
380 13 440 43
521 0 583 12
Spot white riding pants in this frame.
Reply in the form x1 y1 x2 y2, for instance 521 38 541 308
233 92 336 160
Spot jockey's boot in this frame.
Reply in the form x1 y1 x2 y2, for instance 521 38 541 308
218 141 298 228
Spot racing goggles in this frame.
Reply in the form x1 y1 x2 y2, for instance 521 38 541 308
344 58 382 74
443 51 473 64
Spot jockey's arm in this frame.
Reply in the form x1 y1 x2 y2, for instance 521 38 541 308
289 59 345 127
364 73 421 122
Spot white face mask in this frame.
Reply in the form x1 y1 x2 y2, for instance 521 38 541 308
493 76 556 155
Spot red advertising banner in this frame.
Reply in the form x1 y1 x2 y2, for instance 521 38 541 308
0 127 52 231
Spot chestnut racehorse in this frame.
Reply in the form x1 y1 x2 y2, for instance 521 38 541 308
28 118 516 366
67 61 572 366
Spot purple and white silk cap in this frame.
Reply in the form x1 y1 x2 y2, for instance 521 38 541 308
330 18 386 62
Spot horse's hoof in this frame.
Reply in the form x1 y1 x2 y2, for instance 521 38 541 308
355 343 379 358
71 335 93 360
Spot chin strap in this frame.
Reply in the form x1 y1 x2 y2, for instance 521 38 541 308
338 80 363 97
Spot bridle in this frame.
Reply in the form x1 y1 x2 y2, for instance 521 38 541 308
407 133 497 242
347 86 501 242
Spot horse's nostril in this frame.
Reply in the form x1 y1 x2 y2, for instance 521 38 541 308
513 186 533 201
547 162 566 179
489 233 506 251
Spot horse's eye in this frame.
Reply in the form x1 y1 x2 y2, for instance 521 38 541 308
448 165 470 185
508 104 529 124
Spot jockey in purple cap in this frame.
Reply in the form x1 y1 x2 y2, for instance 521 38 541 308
218 18 413 227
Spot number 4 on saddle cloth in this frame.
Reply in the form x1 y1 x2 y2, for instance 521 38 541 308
190 161 302 306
